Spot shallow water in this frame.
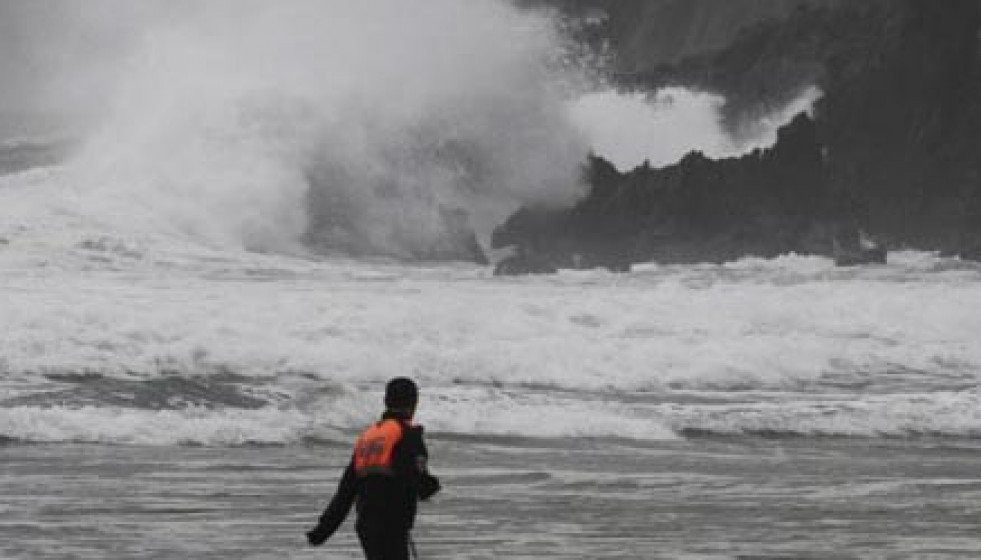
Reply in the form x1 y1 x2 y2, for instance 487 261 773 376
4 148 981 558
3 437 981 559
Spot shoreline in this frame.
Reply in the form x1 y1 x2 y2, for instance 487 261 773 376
3 437 980 559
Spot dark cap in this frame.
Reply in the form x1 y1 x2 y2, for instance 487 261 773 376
384 377 418 410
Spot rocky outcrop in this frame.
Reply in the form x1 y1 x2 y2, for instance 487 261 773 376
647 0 981 257
493 113 835 270
496 0 981 271
816 0 981 255
523 0 833 70
527 0 840 135
493 249 559 276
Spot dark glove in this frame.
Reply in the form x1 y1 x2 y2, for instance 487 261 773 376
306 525 330 546
419 473 441 501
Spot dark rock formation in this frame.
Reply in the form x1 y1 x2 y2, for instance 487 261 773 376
497 0 981 271
816 0 981 255
833 244 887 267
521 0 832 70
832 228 887 266
525 0 840 135
493 113 834 269
493 249 559 276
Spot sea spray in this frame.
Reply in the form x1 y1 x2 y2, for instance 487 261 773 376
566 86 823 171
4 0 822 260
1 246 981 444
64 0 592 257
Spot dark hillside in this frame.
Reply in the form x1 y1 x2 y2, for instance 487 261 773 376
497 0 981 271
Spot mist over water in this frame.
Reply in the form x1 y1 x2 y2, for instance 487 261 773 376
567 86 822 171
59 0 590 257
0 0 817 259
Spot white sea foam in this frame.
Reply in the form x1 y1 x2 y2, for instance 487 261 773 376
0 2 977 446
0 389 679 445
3 0 825 258
0 406 314 446
0 222 980 444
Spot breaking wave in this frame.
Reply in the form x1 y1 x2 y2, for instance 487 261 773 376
1 250 980 446
5 0 820 262
1 2 975 448
62 0 591 259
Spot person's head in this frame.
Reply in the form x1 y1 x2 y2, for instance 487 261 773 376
384 377 418 418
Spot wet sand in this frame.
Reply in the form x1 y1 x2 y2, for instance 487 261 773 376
2 437 980 559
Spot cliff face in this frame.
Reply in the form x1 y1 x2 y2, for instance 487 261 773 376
527 0 840 134
497 0 981 270
524 0 833 69
493 113 831 269
816 1 981 252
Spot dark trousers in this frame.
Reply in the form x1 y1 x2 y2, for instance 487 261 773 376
357 528 409 560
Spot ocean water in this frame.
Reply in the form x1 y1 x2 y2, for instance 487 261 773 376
1 203 980 445
3 153 981 557
2 1 980 553
4 438 981 559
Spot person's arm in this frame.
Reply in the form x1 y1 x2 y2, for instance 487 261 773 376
406 425 440 500
306 456 358 546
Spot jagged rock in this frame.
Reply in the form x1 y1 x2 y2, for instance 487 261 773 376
817 0 981 253
833 246 887 267
501 0 981 268
523 0 832 71
493 112 833 268
493 253 558 276
960 246 981 262
833 231 888 266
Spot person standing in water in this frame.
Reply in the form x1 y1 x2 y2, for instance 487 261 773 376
306 377 440 559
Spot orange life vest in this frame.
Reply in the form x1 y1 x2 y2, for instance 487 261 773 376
353 419 405 476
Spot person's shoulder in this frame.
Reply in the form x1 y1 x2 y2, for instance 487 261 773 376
401 423 428 449
405 423 425 438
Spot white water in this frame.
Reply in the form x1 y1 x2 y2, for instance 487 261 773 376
1 184 980 445
567 86 822 171
1 2 977 446
2 0 819 257
56 0 591 257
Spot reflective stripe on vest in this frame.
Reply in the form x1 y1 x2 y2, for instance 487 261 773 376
353 419 404 476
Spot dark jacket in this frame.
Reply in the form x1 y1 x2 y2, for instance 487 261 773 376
308 412 440 543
